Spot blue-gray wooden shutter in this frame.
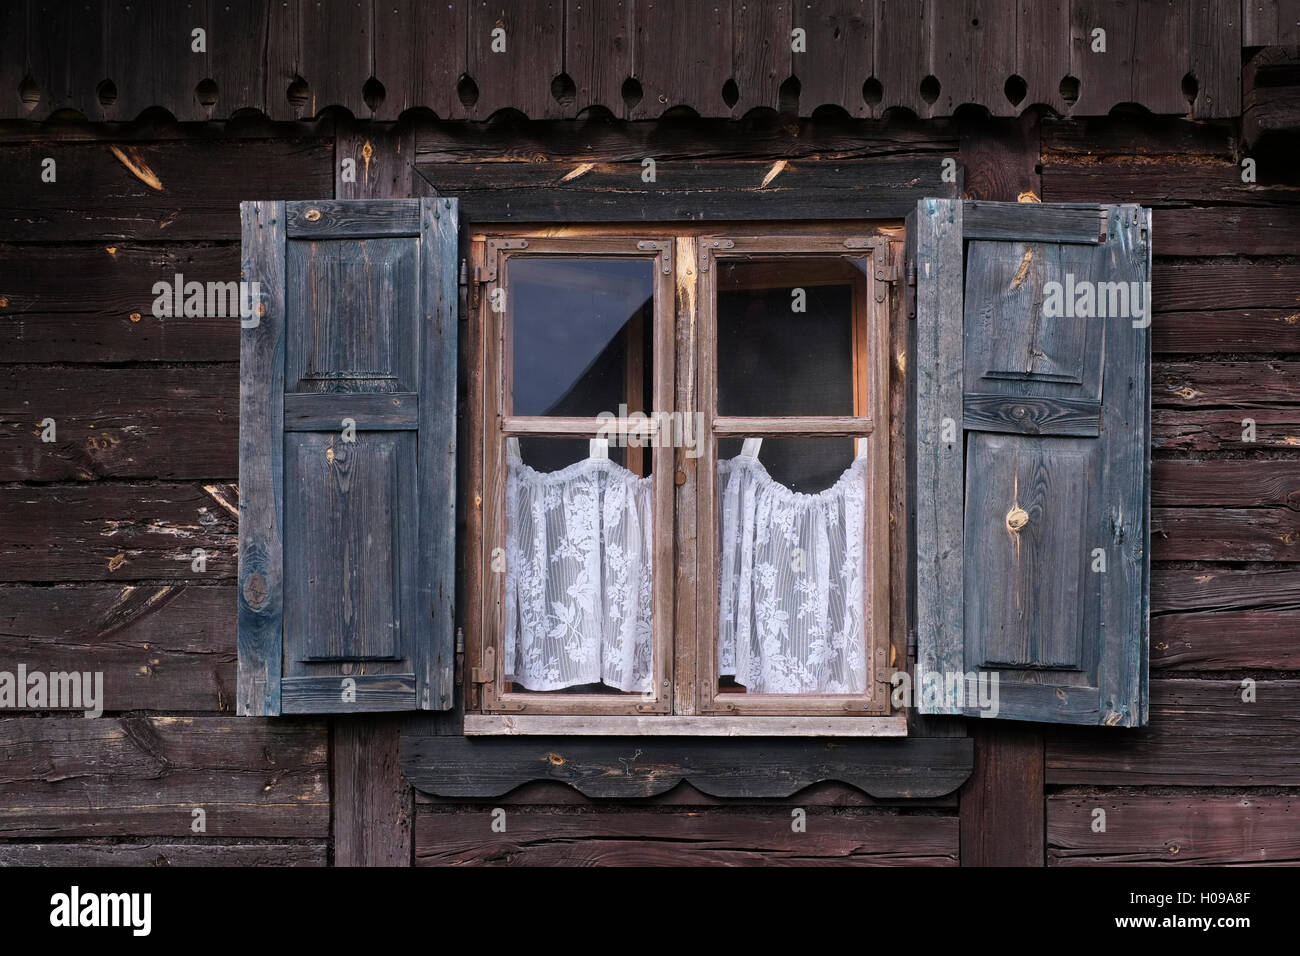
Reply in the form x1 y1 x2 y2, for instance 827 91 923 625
908 199 1150 726
238 199 458 715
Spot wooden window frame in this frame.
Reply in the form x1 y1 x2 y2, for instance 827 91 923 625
695 235 893 717
466 223 904 735
478 236 676 716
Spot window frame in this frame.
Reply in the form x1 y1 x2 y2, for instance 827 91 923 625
466 223 905 735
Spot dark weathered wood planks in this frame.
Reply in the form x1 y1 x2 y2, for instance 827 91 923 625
0 139 333 241
0 482 239 581
400 735 976 799
0 366 238 480
0 584 236 712
1048 793 1300 865
415 807 959 865
0 716 328 837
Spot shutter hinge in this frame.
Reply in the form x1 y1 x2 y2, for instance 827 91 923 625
453 627 465 687
874 262 899 303
470 644 496 686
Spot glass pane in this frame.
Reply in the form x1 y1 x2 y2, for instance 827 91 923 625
716 257 862 417
716 436 868 695
509 257 654 418
504 437 654 695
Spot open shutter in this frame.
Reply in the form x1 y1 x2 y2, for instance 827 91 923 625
909 199 1150 726
238 199 458 715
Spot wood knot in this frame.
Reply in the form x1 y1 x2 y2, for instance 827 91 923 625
544 752 565 766
304 207 321 222
244 572 268 609
1005 506 1029 533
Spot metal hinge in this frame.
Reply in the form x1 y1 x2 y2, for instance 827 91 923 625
453 627 465 686
474 239 529 283
874 261 899 303
698 238 734 273
470 645 496 686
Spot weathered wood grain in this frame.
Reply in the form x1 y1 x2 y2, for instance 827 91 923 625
332 716 411 866
0 366 237 480
0 242 241 363
1152 506 1300 561
1153 361 1300 406
416 155 955 221
1047 680 1300 785
1152 565 1300 612
0 584 236 712
960 722 1045 867
465 0 565 120
564 0 633 114
0 139 332 241
1152 460 1300 508
631 0 732 119
1154 408 1300 450
1048 793 1300 865
414 807 959 865
1152 311 1300 354
1154 260 1300 312
0 717 328 837
400 735 976 799
796 0 873 118
1153 607 1300 670
731 0 789 115
0 482 238 581
0 841 327 867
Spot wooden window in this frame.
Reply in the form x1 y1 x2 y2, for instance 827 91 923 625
467 226 900 733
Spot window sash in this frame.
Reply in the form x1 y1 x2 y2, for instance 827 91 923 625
469 226 897 721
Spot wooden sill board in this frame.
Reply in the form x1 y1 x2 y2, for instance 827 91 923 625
464 714 908 737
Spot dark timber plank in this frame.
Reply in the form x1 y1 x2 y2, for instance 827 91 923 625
0 716 328 837
1153 408 1300 451
565 0 635 114
1152 506 1300 561
960 722 1044 867
415 155 955 221
730 0 788 115
1152 566 1300 612
0 842 327 866
465 0 564 120
1152 460 1300 508
1046 680 1300 786
0 482 239 581
1153 361 1300 406
0 242 241 363
796 0 873 118
1154 260 1300 312
1152 311 1300 355
631 0 732 120
415 807 959 866
0 584 236 712
0 139 333 241
0 366 238 480
1049 794 1300 865
333 716 412 866
1153 608 1300 670
400 735 976 799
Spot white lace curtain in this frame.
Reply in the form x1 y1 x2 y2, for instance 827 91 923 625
504 438 867 696
504 439 654 693
717 440 868 694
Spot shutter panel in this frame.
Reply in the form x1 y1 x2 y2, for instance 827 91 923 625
909 199 1150 726
238 199 458 715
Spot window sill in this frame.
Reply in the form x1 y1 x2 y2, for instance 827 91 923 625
464 714 907 737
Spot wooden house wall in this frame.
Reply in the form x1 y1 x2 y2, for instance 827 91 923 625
0 108 1297 865
0 0 1272 122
